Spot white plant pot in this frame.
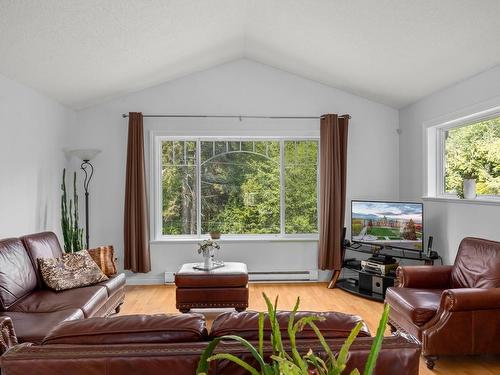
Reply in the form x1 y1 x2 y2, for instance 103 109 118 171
202 247 214 269
203 254 213 269
463 179 476 199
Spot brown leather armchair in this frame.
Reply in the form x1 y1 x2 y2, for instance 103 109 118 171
385 237 500 369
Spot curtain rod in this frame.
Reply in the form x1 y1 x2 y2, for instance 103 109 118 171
121 113 351 120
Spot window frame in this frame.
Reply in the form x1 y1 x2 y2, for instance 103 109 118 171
426 107 500 202
151 135 321 241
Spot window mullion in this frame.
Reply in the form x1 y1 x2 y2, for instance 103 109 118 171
437 129 445 196
280 140 285 236
196 140 202 236
156 138 162 240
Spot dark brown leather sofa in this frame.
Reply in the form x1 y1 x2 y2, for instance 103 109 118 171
385 237 500 369
0 232 125 350
0 311 421 375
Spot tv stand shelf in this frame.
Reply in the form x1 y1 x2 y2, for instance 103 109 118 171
336 244 435 302
346 244 435 262
336 279 390 302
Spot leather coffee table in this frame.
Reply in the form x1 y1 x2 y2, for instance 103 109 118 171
175 262 249 313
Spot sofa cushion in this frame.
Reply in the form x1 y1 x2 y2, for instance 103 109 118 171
21 232 64 287
451 237 500 289
38 250 108 291
385 287 442 326
8 285 108 318
210 310 371 340
42 314 208 345
0 238 37 310
1 309 83 344
97 273 126 296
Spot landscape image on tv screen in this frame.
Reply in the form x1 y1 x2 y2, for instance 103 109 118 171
351 201 423 251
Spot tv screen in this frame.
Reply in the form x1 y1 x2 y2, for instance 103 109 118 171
351 200 423 251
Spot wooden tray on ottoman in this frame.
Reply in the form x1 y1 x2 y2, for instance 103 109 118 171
175 262 249 313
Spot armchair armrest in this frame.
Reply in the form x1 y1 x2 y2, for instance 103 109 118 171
0 316 18 355
441 288 500 312
397 265 453 289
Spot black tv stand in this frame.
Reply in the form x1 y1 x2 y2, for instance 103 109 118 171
336 243 435 302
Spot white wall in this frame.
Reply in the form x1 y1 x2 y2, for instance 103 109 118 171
70 59 399 283
0 74 74 238
399 65 500 264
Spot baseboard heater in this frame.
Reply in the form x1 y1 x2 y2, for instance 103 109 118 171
164 270 319 283
248 270 318 282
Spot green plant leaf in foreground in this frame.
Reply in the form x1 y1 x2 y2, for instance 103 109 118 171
258 311 265 358
288 297 308 373
196 335 267 375
363 304 390 375
334 322 365 374
197 294 390 375
208 353 261 375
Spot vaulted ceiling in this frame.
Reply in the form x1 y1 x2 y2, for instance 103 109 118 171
1 0 500 109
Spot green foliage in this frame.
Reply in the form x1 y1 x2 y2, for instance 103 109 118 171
61 169 84 253
363 304 390 375
196 293 390 375
206 148 281 234
161 140 319 235
161 140 197 235
284 141 318 234
445 117 500 196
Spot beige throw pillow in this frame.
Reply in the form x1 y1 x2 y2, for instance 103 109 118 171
38 250 108 291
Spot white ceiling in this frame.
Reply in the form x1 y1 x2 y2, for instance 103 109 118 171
1 0 500 109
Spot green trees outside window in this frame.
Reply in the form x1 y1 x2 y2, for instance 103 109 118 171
160 138 319 236
161 140 197 235
444 116 500 196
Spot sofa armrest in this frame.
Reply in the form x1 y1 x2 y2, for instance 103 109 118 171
441 288 500 312
0 316 18 355
397 265 453 289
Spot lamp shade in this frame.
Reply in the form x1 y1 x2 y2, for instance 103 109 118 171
68 149 101 161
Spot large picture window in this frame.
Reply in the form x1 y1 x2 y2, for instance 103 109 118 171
154 137 319 239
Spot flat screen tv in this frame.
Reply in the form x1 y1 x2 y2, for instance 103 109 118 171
351 200 423 252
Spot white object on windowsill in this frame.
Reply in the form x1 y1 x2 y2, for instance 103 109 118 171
463 179 477 199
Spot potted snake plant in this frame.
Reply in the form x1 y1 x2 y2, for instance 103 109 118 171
197 293 390 375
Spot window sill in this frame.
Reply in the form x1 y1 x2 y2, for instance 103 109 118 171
422 196 500 206
151 236 319 244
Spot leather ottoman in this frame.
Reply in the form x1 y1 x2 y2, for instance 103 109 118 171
175 262 249 313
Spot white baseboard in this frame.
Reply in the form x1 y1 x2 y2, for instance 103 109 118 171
248 270 318 281
126 276 165 285
125 269 332 285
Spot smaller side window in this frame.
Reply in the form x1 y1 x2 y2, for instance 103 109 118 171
442 116 500 197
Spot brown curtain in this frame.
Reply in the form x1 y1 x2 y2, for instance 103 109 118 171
124 112 151 273
318 114 349 285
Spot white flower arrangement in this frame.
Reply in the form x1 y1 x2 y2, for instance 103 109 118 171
197 239 220 254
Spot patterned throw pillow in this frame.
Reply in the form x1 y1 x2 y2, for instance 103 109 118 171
87 246 118 277
38 250 108 291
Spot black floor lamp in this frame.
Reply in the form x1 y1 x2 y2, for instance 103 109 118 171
68 149 101 249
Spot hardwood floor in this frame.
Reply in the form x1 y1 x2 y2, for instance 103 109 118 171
121 283 500 375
